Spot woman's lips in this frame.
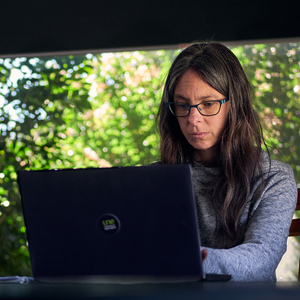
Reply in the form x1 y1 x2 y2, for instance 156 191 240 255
189 132 208 139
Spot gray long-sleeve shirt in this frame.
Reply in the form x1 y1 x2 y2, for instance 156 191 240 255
191 151 297 281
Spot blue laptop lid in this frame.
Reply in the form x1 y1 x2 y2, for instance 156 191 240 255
18 164 203 283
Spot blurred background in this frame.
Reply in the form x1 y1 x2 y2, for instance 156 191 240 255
1 0 299 280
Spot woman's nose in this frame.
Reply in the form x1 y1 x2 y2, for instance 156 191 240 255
187 106 204 125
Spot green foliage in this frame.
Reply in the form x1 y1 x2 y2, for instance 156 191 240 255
0 55 93 275
62 50 178 167
0 49 178 276
232 43 300 179
0 43 299 276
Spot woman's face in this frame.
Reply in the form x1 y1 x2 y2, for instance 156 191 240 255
174 69 230 164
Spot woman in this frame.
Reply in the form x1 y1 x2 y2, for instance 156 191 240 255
157 42 297 281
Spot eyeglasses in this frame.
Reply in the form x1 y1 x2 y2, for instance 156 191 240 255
167 99 229 117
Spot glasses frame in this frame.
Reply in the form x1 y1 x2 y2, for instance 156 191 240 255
167 99 229 117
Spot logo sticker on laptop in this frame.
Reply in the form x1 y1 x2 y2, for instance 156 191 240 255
99 214 121 235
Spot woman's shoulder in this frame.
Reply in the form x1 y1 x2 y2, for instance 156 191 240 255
260 150 297 200
261 150 294 177
250 151 297 215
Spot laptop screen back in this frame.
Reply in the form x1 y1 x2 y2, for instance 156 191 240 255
18 164 203 282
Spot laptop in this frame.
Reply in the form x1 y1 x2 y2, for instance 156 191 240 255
18 164 230 283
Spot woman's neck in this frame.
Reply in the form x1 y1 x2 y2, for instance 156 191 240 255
193 148 220 167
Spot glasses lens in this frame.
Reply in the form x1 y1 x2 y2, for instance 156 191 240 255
200 101 220 116
169 101 222 116
169 102 189 116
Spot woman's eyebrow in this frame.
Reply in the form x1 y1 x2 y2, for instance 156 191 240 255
174 94 214 101
173 94 190 101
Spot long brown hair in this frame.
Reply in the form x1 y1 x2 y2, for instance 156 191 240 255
157 42 267 248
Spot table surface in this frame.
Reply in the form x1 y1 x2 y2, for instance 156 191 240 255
1 281 300 300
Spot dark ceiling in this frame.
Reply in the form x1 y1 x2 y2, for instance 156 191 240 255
2 0 300 57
